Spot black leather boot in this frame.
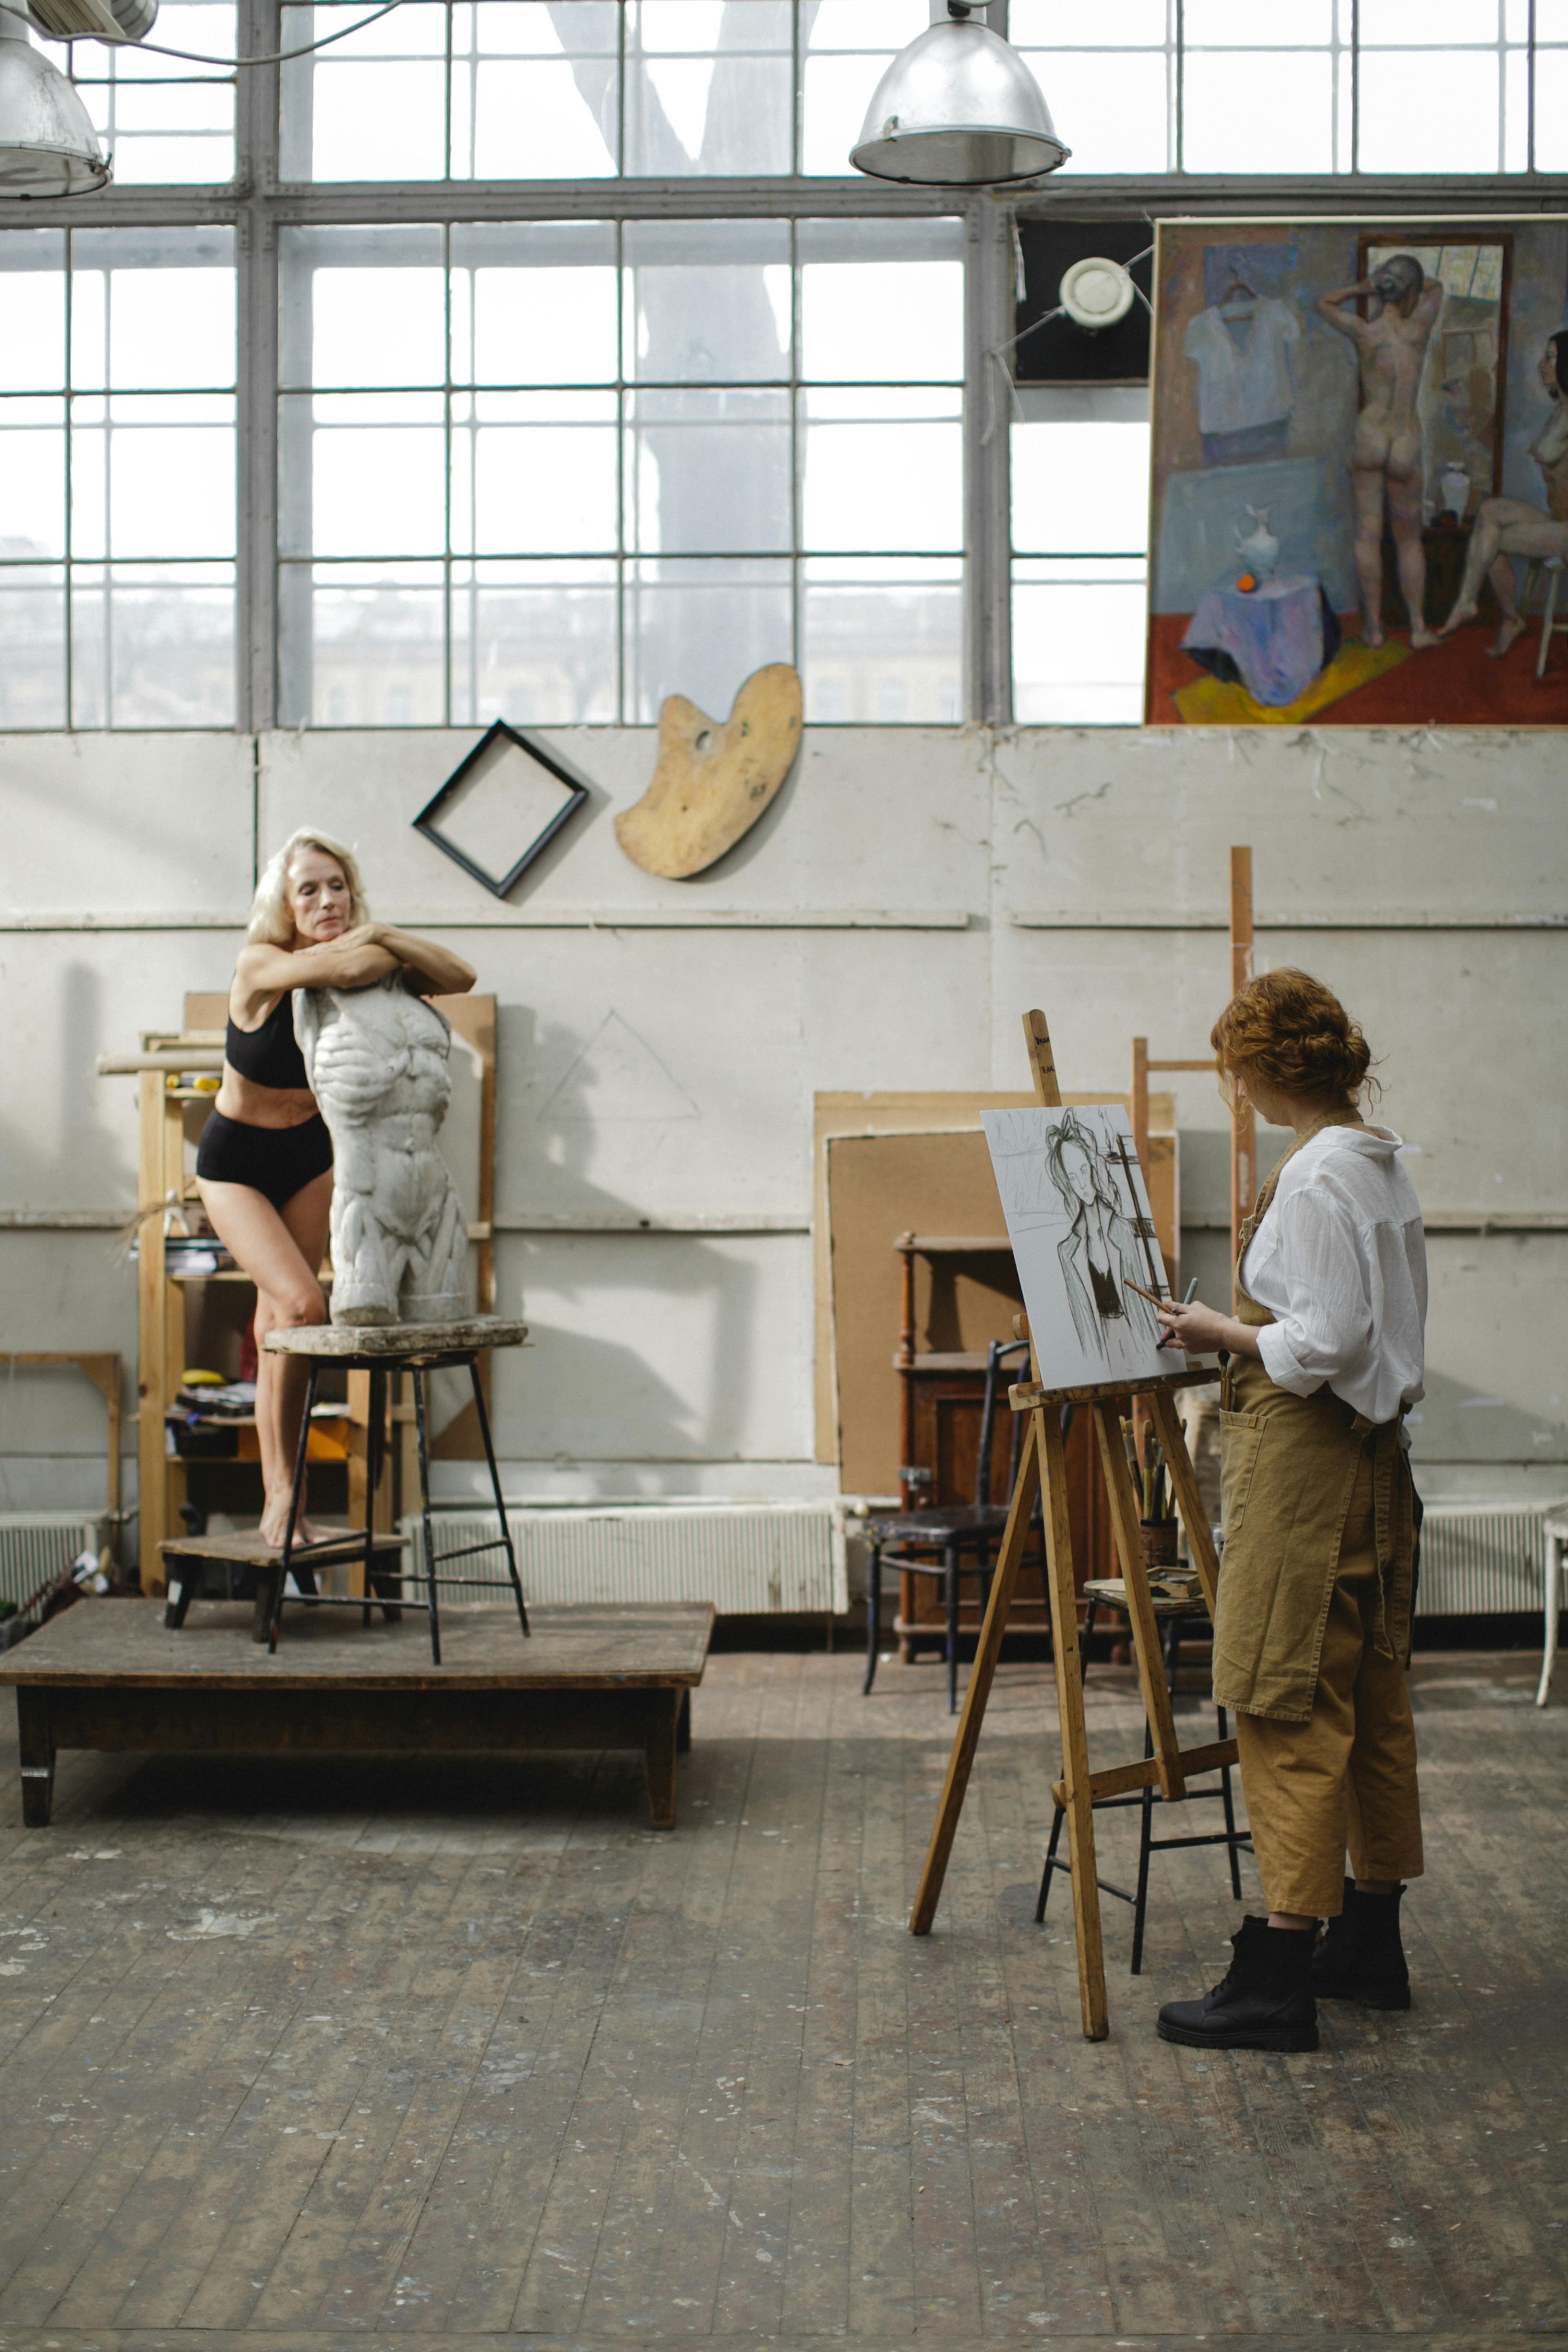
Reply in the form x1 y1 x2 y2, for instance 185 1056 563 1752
1312 1879 1411 2010
1157 1915 1319 2051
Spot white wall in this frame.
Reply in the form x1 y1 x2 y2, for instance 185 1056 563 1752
3 723 1565 1531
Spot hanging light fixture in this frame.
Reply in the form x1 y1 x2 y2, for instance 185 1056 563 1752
850 0 1069 187
0 4 110 193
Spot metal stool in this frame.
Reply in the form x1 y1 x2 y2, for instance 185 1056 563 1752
264 1319 530 1663
1036 1585 1250 1972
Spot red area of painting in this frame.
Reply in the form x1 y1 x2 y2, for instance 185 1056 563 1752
1146 611 1568 725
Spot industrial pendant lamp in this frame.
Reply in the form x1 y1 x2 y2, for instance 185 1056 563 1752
851 0 1069 187
0 5 109 192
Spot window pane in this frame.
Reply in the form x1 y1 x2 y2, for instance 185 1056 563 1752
455 223 619 387
1012 416 1151 556
456 0 619 180
1010 0 1167 40
282 564 445 726
94 398 236 560
624 220 791 383
1013 560 1147 725
1185 0 1332 38
0 568 65 728
1183 51 1334 172
295 394 446 557
627 557 791 723
1358 48 1500 168
1022 51 1170 173
0 234 64 392
451 560 617 726
1535 47 1568 167
460 390 619 555
802 558 961 723
799 221 964 382
625 388 791 554
71 564 235 727
1360 0 1501 37
800 1 928 175
282 2 448 181
280 225 445 388
625 1 793 176
801 388 962 553
0 399 66 559
72 229 236 390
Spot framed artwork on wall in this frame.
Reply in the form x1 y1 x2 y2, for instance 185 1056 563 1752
1145 215 1568 726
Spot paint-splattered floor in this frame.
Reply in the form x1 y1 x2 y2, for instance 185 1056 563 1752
0 1639 1561 2352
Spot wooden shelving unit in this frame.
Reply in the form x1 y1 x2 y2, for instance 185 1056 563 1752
125 993 499 1590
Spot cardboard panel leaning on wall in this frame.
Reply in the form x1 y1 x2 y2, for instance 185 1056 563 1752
826 1104 1177 1495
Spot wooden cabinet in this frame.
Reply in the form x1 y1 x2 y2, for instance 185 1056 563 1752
892 1238 1114 1660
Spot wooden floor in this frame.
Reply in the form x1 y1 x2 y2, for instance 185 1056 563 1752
0 1642 1561 2352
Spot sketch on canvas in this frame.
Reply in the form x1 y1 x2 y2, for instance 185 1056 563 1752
982 1105 1185 1394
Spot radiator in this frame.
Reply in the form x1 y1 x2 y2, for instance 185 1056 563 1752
0 1513 111 1610
403 1499 849 1615
1414 1501 1553 1615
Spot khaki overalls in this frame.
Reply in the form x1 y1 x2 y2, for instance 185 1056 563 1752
1215 1116 1424 1920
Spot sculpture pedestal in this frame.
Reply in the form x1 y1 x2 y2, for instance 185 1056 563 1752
262 1317 530 1662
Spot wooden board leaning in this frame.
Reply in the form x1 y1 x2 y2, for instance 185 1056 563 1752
908 1007 1226 2042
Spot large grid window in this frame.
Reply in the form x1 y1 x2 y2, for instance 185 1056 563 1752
278 0 929 181
0 227 235 729
0 0 1561 731
277 216 962 727
1013 0 1552 176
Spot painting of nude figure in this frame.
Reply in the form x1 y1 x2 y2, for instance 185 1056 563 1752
1146 216 1568 726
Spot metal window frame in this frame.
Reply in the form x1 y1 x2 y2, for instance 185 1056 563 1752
0 0 1558 734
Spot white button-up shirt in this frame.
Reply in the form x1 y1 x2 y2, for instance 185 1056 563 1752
1239 1123 1427 1428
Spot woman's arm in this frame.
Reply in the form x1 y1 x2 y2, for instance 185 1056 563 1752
1156 1299 1263 1360
372 927 477 997
232 931 401 1023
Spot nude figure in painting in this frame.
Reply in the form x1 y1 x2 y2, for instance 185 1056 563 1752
1318 254 1445 650
1438 334 1568 655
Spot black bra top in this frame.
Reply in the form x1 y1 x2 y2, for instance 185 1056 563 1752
226 994 310 1091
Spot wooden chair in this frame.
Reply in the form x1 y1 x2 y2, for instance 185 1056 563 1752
862 1337 1036 1712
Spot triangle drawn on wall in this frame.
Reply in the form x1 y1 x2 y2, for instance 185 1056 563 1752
538 1011 700 1123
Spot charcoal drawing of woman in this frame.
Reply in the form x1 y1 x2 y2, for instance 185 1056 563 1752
1047 1112 1161 1365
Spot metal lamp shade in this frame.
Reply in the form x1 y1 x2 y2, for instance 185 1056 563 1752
0 11 109 193
850 17 1068 187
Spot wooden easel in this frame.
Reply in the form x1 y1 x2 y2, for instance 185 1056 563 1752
909 1008 1232 2041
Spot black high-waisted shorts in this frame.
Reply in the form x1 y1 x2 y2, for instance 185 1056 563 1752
195 1111 334 1209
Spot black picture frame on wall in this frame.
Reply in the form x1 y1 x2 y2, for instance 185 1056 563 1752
412 721 592 900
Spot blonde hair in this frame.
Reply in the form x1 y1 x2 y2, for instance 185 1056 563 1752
247 826 369 945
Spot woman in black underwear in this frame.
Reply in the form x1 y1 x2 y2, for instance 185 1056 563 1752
196 826 475 1546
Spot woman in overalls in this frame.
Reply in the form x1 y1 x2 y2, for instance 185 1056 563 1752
1153 968 1426 2053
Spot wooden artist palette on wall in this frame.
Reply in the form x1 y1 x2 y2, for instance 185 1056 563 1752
615 663 802 880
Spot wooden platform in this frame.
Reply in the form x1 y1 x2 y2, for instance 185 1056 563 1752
0 1599 711 1831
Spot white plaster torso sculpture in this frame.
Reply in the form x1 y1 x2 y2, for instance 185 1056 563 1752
292 977 468 1327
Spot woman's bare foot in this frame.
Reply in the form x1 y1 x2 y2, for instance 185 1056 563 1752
1488 613 1528 658
259 1496 327 1550
1410 627 1440 650
1362 623 1385 649
1439 597 1478 637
